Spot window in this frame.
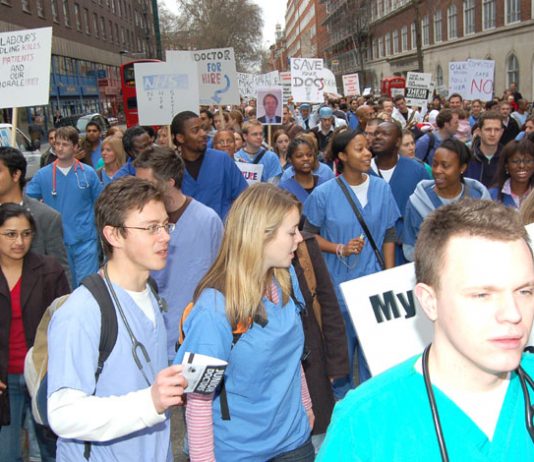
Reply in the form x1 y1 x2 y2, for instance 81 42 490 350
93 13 99 38
448 4 457 39
436 65 444 87
385 33 391 56
434 10 442 43
507 54 519 88
373 39 378 60
109 19 113 42
411 22 416 50
22 0 30 12
393 30 399 54
506 0 521 23
464 0 475 35
378 36 384 58
74 4 81 30
36 0 44 17
401 25 408 51
51 0 59 22
62 0 70 27
100 16 106 39
422 16 429 46
483 0 496 29
83 8 90 34
114 23 119 44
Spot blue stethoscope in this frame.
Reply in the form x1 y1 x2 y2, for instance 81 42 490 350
51 159 89 196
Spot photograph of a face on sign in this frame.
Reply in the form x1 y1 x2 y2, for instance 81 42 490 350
256 88 283 125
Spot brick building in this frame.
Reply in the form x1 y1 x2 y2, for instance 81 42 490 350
367 0 534 99
0 0 158 122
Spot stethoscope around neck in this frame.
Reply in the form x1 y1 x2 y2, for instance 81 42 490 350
51 159 89 196
422 344 534 461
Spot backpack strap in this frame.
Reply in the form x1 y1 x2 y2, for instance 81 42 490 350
252 149 266 165
79 274 118 461
296 241 322 332
96 168 103 182
421 132 435 164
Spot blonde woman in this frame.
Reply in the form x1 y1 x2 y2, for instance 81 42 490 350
97 136 126 185
175 184 314 462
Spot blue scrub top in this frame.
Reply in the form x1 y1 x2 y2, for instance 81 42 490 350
280 162 334 184
47 283 172 461
26 162 103 245
304 175 400 309
174 267 311 462
317 354 534 461
234 147 283 182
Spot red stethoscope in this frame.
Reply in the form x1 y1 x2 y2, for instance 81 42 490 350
51 159 89 196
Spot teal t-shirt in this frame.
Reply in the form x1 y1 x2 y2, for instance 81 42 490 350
317 354 534 461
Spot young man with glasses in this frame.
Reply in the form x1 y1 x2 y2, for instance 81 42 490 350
47 177 187 461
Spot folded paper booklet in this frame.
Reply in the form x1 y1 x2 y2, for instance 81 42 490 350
181 352 228 394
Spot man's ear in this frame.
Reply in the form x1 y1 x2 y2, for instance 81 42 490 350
12 169 22 185
414 283 438 322
102 225 123 251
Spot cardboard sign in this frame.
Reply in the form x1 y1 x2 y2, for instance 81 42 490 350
134 61 199 126
237 72 255 99
448 61 470 99
342 73 360 97
279 71 292 104
0 27 52 109
340 263 433 376
405 72 433 107
467 59 495 101
166 48 240 106
256 87 283 125
320 68 339 96
255 71 280 90
235 162 263 185
290 58 325 103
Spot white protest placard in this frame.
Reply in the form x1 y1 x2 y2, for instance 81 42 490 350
237 72 255 99
0 27 52 109
362 87 372 96
279 71 292 104
235 162 263 185
467 59 495 101
340 263 434 376
255 71 280 90
448 61 470 99
134 61 199 126
166 48 240 106
290 58 325 103
405 72 433 107
342 73 360 97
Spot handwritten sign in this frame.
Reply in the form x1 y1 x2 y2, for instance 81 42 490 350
166 48 239 106
319 67 339 96
342 73 360 97
237 72 255 99
255 71 280 90
0 27 52 109
405 72 433 107
279 71 292 104
290 58 325 103
448 61 470 99
340 263 433 376
235 162 263 185
467 59 495 101
134 61 199 126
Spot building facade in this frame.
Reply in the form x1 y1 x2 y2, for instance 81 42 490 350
0 0 157 123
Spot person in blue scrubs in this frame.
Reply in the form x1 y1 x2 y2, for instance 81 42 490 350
113 126 152 179
46 177 187 462
134 146 223 362
171 111 247 219
489 140 534 209
234 120 283 183
279 136 326 204
318 200 534 461
80 121 103 168
403 138 491 261
97 136 127 185
370 122 430 265
26 126 103 288
175 184 314 462
303 129 400 396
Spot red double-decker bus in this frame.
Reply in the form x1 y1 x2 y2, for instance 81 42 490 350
120 59 160 127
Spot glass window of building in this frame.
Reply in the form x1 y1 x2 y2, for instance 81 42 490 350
62 0 70 27
100 16 106 39
378 37 384 58
422 16 429 46
447 4 457 39
74 3 81 31
51 0 59 22
436 65 444 87
463 0 475 35
483 0 496 30
434 10 442 43
411 22 416 50
393 30 399 54
21 0 30 12
506 54 519 88
385 33 391 56
401 26 407 51
93 13 99 38
36 0 44 17
506 0 521 23
83 8 90 34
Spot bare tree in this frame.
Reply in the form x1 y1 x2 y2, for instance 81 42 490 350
161 0 264 71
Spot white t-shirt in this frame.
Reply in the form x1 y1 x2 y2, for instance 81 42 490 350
349 174 370 208
371 158 397 183
125 286 155 327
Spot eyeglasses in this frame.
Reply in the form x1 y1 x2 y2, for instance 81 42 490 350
509 158 534 166
0 230 34 240
120 223 175 235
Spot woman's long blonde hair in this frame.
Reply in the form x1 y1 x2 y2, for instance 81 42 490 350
194 183 301 328
102 136 127 170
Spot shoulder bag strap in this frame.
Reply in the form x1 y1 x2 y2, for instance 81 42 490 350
336 177 386 270
252 149 267 165
296 242 322 332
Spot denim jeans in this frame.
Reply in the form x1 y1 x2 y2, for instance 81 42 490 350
0 374 57 462
269 438 315 462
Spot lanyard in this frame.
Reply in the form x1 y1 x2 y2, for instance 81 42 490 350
51 159 85 196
